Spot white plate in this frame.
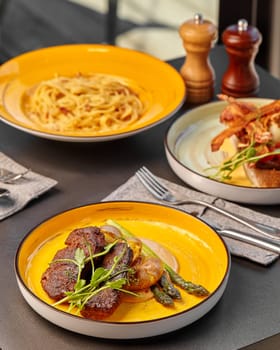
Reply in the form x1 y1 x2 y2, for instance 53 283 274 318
164 98 280 205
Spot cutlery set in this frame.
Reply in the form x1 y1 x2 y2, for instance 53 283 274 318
0 188 10 198
0 168 30 198
136 166 280 254
0 168 30 183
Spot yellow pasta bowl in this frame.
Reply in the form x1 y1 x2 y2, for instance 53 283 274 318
15 201 230 339
0 44 186 141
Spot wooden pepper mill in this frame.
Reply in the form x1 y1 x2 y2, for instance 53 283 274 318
221 19 262 97
179 13 217 104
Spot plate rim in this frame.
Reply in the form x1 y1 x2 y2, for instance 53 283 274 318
0 43 186 142
14 200 231 338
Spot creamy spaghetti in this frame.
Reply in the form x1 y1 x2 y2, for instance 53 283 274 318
23 73 145 133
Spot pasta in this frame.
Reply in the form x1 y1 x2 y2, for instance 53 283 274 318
23 73 145 133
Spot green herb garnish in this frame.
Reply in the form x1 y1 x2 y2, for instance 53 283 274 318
206 141 280 181
52 241 135 313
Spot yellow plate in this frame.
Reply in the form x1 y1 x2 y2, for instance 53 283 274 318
15 201 230 339
0 44 186 142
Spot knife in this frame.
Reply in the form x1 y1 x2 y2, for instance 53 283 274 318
202 218 280 254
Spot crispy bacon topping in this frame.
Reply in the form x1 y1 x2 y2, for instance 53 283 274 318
211 95 280 154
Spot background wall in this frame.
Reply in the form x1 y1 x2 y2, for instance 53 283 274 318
69 0 219 61
70 0 280 78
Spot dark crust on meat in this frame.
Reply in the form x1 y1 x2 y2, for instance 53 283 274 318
52 246 77 261
65 226 105 256
102 241 133 274
41 229 135 319
41 226 105 301
80 288 121 320
41 247 78 301
80 242 133 319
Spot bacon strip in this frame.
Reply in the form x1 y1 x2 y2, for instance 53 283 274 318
211 96 280 152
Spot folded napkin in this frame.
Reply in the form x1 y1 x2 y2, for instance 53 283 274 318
0 152 57 220
103 174 280 266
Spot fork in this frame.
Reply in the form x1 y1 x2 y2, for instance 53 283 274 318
136 166 280 241
0 168 30 184
0 188 10 198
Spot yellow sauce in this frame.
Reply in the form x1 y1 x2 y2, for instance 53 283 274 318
25 219 224 323
220 139 252 187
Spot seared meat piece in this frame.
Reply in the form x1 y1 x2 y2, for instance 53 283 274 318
102 241 133 276
52 246 78 260
41 247 78 301
41 227 105 301
65 226 105 255
80 241 133 320
80 288 121 320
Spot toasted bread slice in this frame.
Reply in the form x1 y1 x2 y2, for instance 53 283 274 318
243 163 280 187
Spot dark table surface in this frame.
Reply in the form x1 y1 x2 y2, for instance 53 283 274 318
1 48 279 350
1 2 280 350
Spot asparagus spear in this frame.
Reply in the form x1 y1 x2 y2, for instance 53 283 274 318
151 284 174 306
106 219 210 298
164 265 209 297
159 270 181 299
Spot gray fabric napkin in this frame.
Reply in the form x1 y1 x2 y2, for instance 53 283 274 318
103 174 280 266
0 152 57 220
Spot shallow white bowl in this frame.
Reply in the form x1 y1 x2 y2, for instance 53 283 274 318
164 98 280 205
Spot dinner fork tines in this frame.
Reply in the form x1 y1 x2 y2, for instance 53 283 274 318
136 166 280 241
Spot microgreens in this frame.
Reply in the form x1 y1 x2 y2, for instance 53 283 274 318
52 240 135 313
206 141 280 181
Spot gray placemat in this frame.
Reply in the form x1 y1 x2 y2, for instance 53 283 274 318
0 152 57 220
103 174 280 266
